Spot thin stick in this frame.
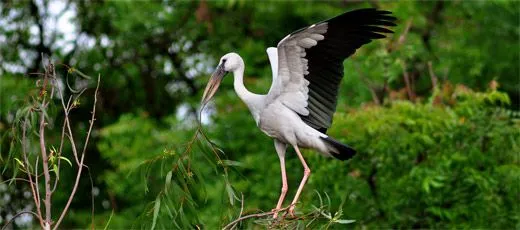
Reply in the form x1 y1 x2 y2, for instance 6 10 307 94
56 79 80 166
222 206 291 230
1 178 36 186
401 61 415 102
239 193 244 220
34 155 41 215
1 211 40 230
52 114 69 192
53 74 100 230
64 103 81 165
22 118 44 228
226 194 246 230
39 82 52 228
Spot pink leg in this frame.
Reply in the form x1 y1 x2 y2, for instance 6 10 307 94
288 145 310 217
273 155 288 219
272 140 287 219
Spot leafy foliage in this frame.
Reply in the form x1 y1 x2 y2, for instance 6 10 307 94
1 0 519 229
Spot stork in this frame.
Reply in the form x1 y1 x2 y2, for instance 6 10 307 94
201 8 396 218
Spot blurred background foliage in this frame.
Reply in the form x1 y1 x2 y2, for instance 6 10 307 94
1 0 519 229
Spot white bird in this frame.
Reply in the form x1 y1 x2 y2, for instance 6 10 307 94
201 8 396 218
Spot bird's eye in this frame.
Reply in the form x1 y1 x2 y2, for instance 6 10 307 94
222 58 227 64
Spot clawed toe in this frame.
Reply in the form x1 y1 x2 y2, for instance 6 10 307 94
288 207 296 218
272 208 281 219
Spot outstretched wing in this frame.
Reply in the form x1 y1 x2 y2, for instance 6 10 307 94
266 8 396 133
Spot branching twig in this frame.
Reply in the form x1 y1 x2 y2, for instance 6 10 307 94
53 74 100 230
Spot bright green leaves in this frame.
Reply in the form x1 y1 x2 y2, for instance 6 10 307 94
323 89 520 228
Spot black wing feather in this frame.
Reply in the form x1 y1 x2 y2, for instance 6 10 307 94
300 8 396 133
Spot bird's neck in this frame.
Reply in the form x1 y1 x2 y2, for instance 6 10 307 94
232 66 265 124
232 66 249 100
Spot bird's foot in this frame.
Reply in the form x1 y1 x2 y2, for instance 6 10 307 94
288 206 296 218
271 208 282 219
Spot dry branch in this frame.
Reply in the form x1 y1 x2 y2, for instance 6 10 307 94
53 74 100 229
222 205 293 230
4 63 100 230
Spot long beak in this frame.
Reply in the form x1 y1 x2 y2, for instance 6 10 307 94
201 64 227 106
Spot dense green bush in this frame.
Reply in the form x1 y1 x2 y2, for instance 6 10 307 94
2 1 519 229
323 86 519 228
93 85 519 229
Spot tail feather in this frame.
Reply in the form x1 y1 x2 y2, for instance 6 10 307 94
320 136 356 161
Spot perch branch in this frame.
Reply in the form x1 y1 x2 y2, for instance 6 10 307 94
223 205 292 230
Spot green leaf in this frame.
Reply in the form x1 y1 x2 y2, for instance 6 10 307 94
225 181 238 206
103 209 115 230
164 170 172 193
51 164 59 180
151 196 161 230
58 156 73 167
334 219 356 224
14 158 24 168
220 160 244 167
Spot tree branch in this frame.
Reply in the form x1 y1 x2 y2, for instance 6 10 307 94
223 205 292 230
38 62 55 229
401 61 415 102
39 91 52 228
21 118 45 228
53 74 100 230
1 211 40 230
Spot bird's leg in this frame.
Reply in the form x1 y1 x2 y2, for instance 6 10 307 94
272 140 288 219
288 145 310 217
272 154 288 219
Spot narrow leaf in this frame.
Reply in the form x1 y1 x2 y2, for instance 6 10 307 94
151 196 161 230
335 219 356 224
103 209 115 230
165 170 172 193
14 158 24 168
58 156 73 167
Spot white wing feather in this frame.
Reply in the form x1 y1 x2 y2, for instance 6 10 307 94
266 23 327 116
266 47 278 81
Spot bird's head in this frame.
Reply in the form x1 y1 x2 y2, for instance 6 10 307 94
201 52 242 106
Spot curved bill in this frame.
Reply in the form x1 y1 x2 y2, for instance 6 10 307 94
201 64 227 106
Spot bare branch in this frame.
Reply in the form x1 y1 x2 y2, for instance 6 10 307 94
397 20 413 48
400 61 415 102
39 75 52 228
54 74 100 230
0 178 36 187
34 155 41 216
1 211 40 230
223 205 292 230
52 118 67 192
21 118 45 228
